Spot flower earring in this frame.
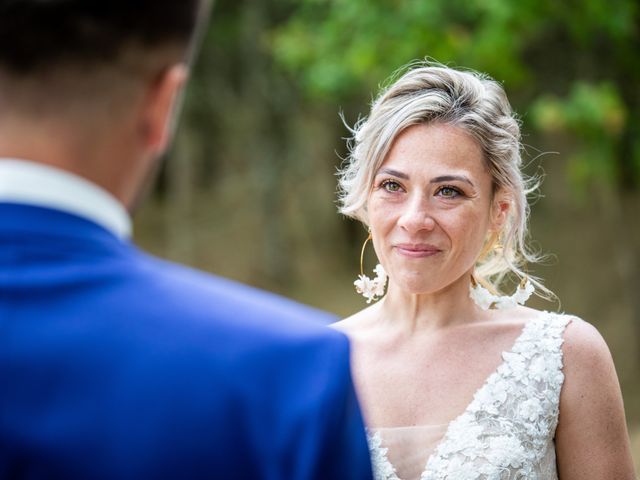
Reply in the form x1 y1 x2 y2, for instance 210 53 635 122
469 274 534 310
354 232 387 303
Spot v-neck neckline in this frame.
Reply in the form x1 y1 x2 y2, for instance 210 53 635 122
368 312 547 480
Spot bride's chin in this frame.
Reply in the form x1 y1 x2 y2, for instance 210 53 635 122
389 272 471 297
389 277 444 297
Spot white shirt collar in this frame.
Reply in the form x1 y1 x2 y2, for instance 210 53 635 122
0 158 132 239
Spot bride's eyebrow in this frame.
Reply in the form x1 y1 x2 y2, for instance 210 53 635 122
430 175 475 187
376 168 409 180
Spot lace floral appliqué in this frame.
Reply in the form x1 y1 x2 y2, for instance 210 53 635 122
368 430 401 480
367 312 572 480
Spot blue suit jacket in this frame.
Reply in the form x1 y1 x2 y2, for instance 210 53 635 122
0 203 372 480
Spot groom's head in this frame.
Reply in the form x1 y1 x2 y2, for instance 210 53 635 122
0 0 210 210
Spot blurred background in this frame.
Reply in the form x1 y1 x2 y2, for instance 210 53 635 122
135 0 640 465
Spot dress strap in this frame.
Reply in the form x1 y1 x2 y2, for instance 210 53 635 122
512 312 572 358
507 312 573 432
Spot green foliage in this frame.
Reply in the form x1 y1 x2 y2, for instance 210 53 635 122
531 83 627 189
270 0 533 99
269 0 640 190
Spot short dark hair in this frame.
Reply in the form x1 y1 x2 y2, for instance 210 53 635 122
0 0 206 75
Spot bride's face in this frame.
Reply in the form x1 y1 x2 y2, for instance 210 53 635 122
367 122 507 295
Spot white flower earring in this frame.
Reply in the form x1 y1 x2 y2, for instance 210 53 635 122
469 274 534 310
354 232 387 303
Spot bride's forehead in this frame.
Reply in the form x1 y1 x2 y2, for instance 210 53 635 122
383 124 485 166
379 139 488 181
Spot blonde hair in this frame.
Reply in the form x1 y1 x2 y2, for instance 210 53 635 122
338 61 549 296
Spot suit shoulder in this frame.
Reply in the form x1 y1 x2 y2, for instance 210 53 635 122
126 250 339 340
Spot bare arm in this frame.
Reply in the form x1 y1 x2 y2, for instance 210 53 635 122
555 318 636 479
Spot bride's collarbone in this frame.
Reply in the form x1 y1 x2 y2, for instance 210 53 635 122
353 316 542 427
354 315 531 362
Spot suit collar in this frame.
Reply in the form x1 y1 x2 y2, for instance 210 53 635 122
0 202 136 258
0 158 132 239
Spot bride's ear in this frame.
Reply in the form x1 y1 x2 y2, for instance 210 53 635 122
490 190 511 232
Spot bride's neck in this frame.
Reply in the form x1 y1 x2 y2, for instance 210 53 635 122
378 274 484 335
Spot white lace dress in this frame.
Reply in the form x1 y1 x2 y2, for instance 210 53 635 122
367 312 572 480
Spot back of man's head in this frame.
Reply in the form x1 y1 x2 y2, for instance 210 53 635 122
0 1 203 71
0 0 206 117
0 1 210 208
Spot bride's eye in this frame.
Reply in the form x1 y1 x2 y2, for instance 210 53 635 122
381 179 403 193
436 185 463 198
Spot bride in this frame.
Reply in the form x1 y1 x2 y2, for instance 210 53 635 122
333 63 636 479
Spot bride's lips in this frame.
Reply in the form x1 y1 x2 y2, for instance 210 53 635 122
394 243 442 258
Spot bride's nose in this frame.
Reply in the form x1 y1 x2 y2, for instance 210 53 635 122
397 192 436 233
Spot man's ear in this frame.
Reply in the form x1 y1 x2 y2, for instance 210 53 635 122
491 190 511 232
138 64 188 156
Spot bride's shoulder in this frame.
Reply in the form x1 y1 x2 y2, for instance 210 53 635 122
558 314 613 369
529 308 606 355
552 313 632 473
534 310 617 401
330 303 380 338
499 307 611 372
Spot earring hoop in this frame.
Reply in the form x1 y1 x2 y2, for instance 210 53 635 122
360 232 371 276
353 231 387 303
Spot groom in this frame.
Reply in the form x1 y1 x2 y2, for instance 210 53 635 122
0 1 372 479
